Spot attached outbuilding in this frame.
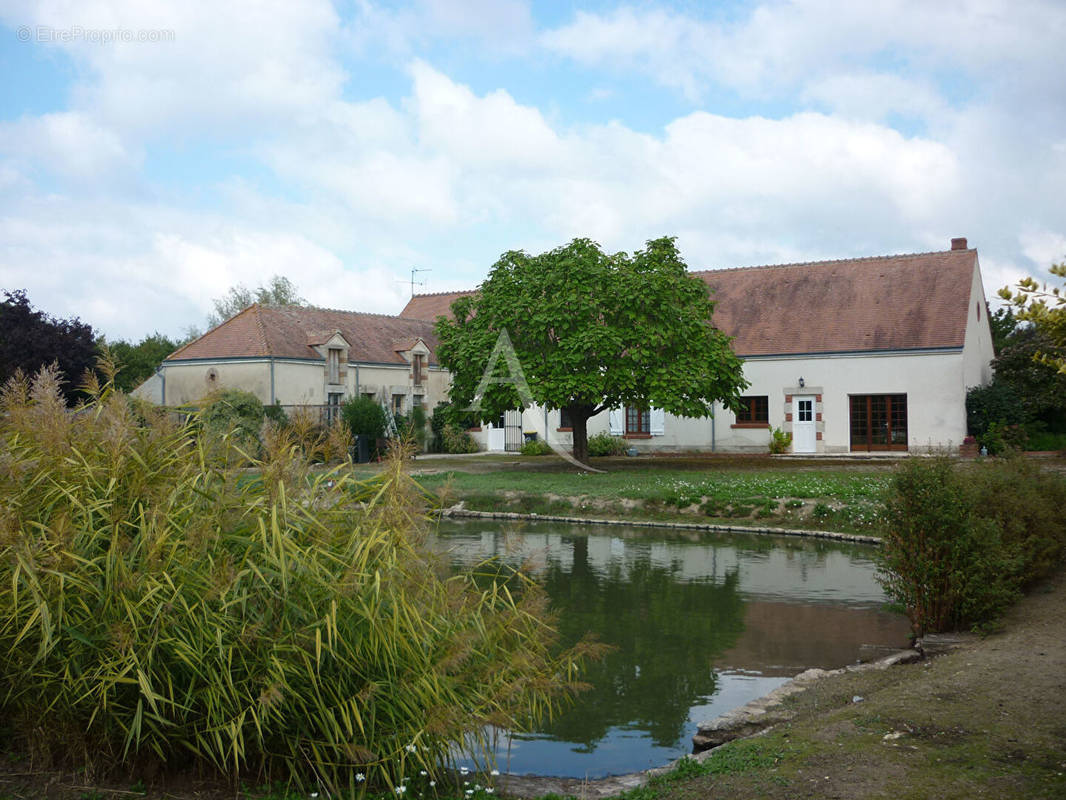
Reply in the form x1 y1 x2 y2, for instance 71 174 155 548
141 305 448 419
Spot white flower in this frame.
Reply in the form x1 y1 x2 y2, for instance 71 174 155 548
465 791 473 797
311 794 319 798
429 781 436 788
490 770 499 776
395 786 407 795
460 767 470 775
406 744 418 753
356 773 366 782
486 789 495 794
419 770 428 776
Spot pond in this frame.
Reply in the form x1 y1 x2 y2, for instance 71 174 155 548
430 519 909 779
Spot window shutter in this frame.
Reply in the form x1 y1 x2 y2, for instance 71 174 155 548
650 407 665 435
608 408 624 435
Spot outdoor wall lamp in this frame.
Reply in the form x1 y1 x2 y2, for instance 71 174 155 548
798 377 805 388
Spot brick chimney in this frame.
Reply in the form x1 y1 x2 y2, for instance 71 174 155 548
951 237 968 250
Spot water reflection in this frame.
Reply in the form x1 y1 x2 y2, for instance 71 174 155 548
431 520 908 777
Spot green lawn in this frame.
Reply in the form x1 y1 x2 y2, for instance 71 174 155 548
398 456 896 534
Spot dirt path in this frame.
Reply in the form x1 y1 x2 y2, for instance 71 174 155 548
666 568 1066 800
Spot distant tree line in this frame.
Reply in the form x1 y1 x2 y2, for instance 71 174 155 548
2 276 306 403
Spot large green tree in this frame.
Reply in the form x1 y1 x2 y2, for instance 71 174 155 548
435 237 748 464
998 261 1066 374
107 333 179 393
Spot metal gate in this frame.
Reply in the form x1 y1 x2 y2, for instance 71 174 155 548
504 409 524 452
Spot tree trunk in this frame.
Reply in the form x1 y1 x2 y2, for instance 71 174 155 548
570 407 591 465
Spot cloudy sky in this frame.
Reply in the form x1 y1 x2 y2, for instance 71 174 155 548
1 0 1064 341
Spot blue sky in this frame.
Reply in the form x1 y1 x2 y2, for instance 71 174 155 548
1 0 1064 340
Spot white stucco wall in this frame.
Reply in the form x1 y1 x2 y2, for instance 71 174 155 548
515 348 975 454
962 259 996 390
159 359 272 405
156 356 449 412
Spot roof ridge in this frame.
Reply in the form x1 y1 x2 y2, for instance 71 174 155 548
409 289 477 298
268 303 436 322
693 248 972 275
250 304 271 356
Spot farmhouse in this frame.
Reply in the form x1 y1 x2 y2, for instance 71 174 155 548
139 305 449 420
399 238 994 454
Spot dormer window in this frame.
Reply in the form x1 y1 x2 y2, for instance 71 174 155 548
328 347 341 384
413 353 424 386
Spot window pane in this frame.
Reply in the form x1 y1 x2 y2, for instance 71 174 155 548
737 395 768 423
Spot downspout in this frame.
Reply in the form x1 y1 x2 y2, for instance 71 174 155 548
269 357 276 405
711 401 716 452
158 365 166 406
355 364 360 396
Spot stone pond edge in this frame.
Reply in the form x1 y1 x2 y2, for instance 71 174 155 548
487 648 924 800
438 507 882 545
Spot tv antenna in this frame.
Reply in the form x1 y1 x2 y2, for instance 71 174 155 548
399 267 431 297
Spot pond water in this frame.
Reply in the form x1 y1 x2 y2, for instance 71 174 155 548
430 519 910 779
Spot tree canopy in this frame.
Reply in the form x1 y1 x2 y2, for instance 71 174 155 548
107 333 179 393
0 290 97 405
998 262 1066 374
435 237 748 464
207 275 305 328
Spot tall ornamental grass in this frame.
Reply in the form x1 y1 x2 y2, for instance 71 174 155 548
0 364 593 793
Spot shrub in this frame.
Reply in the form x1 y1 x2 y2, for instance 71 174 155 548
441 423 479 454
263 401 289 427
875 456 1066 636
520 438 553 456
200 387 264 455
1026 429 1066 452
341 395 387 441
587 432 627 457
769 426 792 454
0 366 591 792
980 420 1028 455
962 455 1066 585
966 381 1026 439
430 401 477 452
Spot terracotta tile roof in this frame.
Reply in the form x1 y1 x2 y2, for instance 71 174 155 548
400 248 979 357
695 248 977 355
399 290 476 322
167 305 440 364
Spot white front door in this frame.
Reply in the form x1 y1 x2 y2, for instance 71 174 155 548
793 396 816 453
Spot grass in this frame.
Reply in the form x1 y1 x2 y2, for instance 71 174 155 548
408 461 893 534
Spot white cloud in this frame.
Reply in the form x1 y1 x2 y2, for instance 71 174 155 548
801 73 946 123
0 111 136 180
1 1 1064 345
541 1 1066 112
1020 230 1066 274
1 0 345 137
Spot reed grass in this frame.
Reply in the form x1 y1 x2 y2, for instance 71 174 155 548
0 363 594 795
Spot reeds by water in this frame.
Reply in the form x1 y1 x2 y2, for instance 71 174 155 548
0 364 594 794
